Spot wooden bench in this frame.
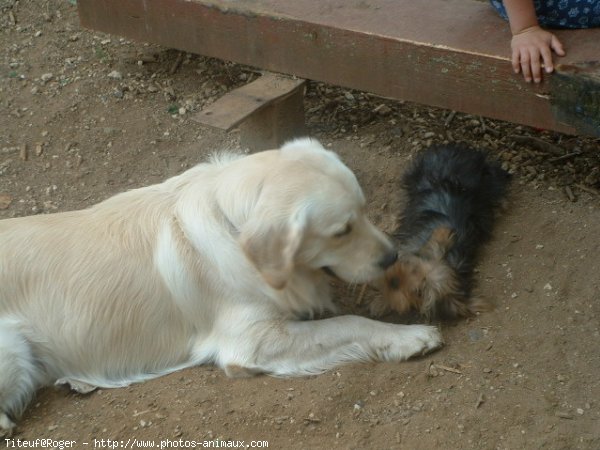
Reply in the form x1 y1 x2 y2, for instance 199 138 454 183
78 0 600 137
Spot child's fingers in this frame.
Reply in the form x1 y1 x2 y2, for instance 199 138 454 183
512 48 521 74
520 50 533 82
530 53 542 83
540 46 554 73
551 35 566 56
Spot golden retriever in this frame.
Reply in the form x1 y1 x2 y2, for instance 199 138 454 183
0 138 442 434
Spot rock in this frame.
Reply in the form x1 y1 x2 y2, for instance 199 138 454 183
468 329 484 342
0 194 12 210
108 70 123 80
373 104 392 116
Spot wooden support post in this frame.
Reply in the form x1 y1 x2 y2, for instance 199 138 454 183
193 73 306 151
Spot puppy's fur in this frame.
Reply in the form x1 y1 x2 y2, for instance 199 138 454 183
0 138 442 434
372 144 510 320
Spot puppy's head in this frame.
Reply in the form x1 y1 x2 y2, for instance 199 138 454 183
383 227 489 320
239 138 397 290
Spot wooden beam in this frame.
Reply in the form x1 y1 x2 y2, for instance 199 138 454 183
192 73 305 131
192 72 307 150
78 0 600 136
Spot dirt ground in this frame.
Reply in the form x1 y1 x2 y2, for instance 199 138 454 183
1 1 600 449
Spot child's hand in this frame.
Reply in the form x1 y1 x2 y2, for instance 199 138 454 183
511 26 565 83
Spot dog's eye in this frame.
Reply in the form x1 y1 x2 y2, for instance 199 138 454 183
333 223 352 238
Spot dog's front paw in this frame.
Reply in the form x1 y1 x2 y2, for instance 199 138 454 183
383 325 443 361
55 378 98 394
0 412 16 438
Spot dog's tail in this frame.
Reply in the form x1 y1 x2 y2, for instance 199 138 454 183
0 317 46 435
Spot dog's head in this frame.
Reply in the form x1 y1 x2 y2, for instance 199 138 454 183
238 138 397 290
382 227 490 320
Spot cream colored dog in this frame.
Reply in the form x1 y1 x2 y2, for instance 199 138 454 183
0 138 441 434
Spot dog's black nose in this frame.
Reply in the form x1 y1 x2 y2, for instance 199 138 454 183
378 250 398 269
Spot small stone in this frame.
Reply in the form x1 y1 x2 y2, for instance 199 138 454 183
555 411 573 420
511 292 518 299
108 70 123 80
576 408 584 415
0 194 12 210
543 283 553 291
40 73 54 83
373 104 392 116
178 107 186 115
468 329 484 342
48 424 58 431
483 368 492 374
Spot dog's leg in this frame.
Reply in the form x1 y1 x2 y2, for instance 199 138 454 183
0 317 46 436
221 316 442 377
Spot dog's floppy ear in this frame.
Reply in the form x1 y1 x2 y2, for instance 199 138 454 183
240 210 306 290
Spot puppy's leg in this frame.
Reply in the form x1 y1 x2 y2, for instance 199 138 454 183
221 316 442 377
0 318 46 436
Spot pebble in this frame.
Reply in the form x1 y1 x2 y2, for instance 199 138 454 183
40 73 54 83
108 70 123 80
468 329 484 342
373 104 392 116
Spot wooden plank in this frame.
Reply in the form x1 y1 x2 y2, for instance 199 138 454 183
192 73 305 131
551 62 600 137
78 0 600 136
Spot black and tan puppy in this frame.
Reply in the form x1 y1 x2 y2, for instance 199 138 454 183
372 144 511 320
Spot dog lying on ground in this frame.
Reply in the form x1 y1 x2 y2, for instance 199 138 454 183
0 138 442 434
371 144 511 320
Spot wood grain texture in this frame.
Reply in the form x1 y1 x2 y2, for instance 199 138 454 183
78 0 600 136
192 73 305 131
